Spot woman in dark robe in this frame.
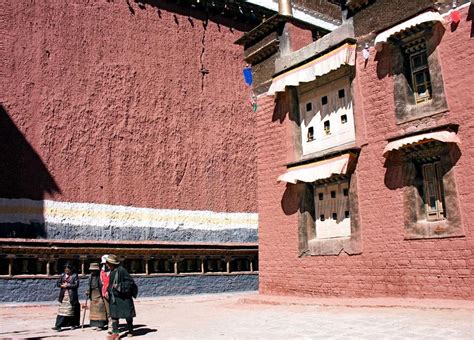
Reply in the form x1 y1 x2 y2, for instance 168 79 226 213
87 262 108 330
106 254 137 338
52 263 80 331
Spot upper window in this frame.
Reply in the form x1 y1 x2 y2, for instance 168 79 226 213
384 21 448 123
298 77 355 157
404 39 432 104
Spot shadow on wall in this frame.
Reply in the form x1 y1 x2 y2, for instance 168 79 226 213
375 45 393 80
281 183 301 215
281 182 315 220
383 144 461 191
272 89 300 124
0 104 61 238
376 22 445 80
130 0 258 32
468 3 474 38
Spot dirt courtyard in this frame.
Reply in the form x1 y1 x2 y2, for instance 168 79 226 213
0 293 473 339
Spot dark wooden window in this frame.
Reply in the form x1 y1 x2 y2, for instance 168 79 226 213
12 258 47 275
204 258 226 273
0 256 9 275
52 258 81 275
307 127 314 141
405 39 432 104
230 258 251 272
149 258 174 274
422 161 445 221
389 25 448 124
123 258 146 274
324 120 330 135
178 258 201 273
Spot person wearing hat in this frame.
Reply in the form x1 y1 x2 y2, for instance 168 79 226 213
106 254 138 338
52 262 80 331
86 262 108 330
100 255 113 332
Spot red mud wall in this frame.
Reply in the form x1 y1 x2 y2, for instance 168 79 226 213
258 7 474 299
1 0 257 212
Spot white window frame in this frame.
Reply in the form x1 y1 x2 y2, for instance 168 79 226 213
314 180 351 239
299 77 355 156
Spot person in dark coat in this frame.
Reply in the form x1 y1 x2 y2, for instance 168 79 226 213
106 254 137 338
86 262 108 330
52 263 80 331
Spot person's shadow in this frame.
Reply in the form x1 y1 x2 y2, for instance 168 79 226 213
118 324 157 337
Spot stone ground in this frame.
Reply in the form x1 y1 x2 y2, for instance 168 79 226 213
0 293 473 339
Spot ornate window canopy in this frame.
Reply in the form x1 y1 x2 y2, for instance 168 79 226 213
374 11 444 51
383 130 460 157
277 153 356 184
268 43 356 95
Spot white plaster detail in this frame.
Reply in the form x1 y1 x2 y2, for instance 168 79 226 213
314 181 351 239
0 198 258 231
277 154 352 184
268 44 355 95
299 77 355 156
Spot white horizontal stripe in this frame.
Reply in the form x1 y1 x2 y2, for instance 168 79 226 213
0 198 258 231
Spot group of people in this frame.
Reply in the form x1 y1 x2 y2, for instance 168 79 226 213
53 254 138 338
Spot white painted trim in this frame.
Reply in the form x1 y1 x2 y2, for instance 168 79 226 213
441 2 471 16
268 43 356 95
245 0 339 31
0 198 258 231
383 131 460 157
374 11 444 52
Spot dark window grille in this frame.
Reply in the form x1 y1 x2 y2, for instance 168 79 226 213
204 258 227 273
230 258 251 272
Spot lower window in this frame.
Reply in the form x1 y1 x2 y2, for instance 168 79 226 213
418 160 445 221
314 180 350 239
385 140 464 239
297 175 362 256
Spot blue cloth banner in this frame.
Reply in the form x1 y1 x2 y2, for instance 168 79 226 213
243 67 253 86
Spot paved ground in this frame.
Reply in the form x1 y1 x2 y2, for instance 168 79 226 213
0 293 473 339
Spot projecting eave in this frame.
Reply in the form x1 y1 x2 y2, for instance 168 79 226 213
345 0 370 10
274 21 355 75
234 13 288 46
246 0 340 31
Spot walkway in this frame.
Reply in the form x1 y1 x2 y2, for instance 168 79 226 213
0 293 472 339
